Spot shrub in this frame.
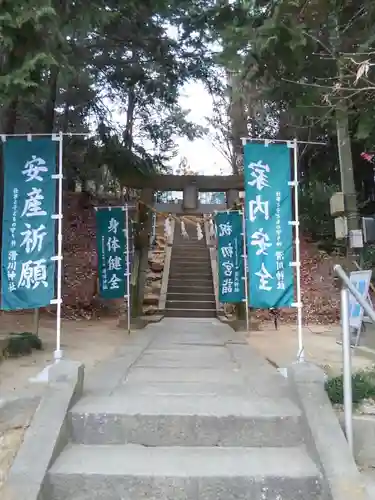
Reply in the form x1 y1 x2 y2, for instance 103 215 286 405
325 369 375 406
4 332 43 358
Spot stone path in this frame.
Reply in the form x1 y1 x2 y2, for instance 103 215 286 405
47 318 325 499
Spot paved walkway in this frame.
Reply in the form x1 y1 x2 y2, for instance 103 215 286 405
48 318 324 499
80 317 297 402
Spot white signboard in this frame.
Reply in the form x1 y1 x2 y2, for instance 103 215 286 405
349 270 372 331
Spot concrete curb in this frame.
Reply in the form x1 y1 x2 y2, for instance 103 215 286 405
288 363 370 500
204 215 219 312
337 412 375 466
209 246 219 311
2 360 84 500
158 218 175 311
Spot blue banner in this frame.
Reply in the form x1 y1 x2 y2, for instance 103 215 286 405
244 143 294 308
96 208 129 299
216 211 245 303
1 138 57 310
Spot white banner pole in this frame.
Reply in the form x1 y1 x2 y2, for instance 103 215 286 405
292 138 304 362
241 209 250 333
54 131 64 361
125 203 131 334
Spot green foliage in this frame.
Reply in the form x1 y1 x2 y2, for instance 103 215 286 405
0 0 217 180
0 1 58 99
325 369 375 406
211 0 375 197
299 182 337 242
4 332 43 358
362 245 375 270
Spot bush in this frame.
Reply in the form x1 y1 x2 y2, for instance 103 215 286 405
4 332 43 358
325 369 375 406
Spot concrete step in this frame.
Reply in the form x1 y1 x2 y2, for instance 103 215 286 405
170 267 211 272
169 269 211 276
169 272 212 279
47 444 323 500
164 308 217 318
167 285 214 294
171 255 211 267
166 300 216 310
172 247 208 252
168 277 213 284
168 277 212 284
166 292 215 301
172 253 210 258
69 394 303 446
172 252 210 262
172 245 208 249
170 259 211 272
172 254 209 260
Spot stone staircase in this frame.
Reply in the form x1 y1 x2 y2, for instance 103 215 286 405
44 319 328 500
165 218 216 318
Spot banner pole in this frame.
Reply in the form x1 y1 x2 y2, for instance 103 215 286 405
241 209 250 333
125 203 131 334
293 138 304 362
54 131 64 361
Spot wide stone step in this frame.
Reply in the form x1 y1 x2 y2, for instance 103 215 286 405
69 394 303 446
169 269 211 276
47 445 323 500
170 265 211 272
172 255 209 261
171 257 210 262
172 248 209 253
164 308 216 318
173 243 208 247
167 285 214 294
169 270 212 276
170 259 211 272
172 253 210 258
166 300 216 310
168 277 212 284
167 292 215 301
169 272 212 279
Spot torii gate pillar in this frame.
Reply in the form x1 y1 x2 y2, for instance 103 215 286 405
183 184 198 211
227 189 239 208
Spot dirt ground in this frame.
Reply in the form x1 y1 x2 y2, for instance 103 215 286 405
247 321 375 376
0 312 129 394
0 311 132 492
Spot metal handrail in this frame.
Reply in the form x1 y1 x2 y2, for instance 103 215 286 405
333 264 375 455
334 265 375 322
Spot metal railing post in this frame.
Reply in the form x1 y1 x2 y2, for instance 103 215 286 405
340 283 353 454
333 263 375 456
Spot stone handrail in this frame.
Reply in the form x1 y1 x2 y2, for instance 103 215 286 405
158 218 175 312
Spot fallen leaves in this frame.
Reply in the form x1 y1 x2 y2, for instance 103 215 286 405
255 239 341 325
50 195 341 324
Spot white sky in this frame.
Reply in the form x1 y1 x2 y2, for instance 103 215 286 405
167 81 231 176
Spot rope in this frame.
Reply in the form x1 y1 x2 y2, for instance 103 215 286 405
137 199 207 228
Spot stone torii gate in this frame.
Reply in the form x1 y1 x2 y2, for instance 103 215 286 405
126 173 244 317
126 173 244 213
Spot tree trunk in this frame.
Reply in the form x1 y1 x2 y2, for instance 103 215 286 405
4 98 19 134
227 72 247 175
124 87 136 149
44 66 60 132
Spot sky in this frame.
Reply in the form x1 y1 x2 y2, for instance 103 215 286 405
162 24 230 176
167 81 231 176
